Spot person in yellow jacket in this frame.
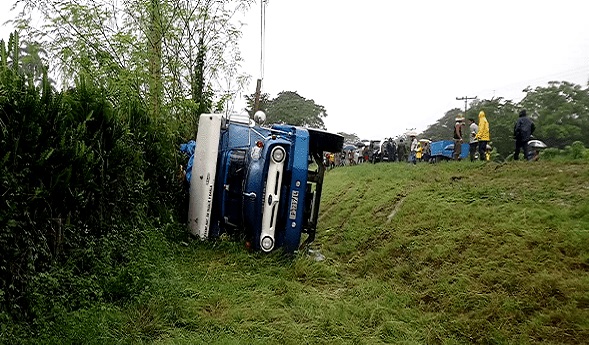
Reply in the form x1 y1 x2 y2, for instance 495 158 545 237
474 110 490 161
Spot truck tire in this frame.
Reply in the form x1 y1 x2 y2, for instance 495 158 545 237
307 128 344 154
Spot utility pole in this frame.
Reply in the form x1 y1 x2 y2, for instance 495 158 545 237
456 96 477 116
253 79 262 113
253 0 267 114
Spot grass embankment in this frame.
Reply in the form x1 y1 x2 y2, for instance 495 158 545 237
7 161 589 344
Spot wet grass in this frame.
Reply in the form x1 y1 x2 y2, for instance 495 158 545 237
7 160 589 344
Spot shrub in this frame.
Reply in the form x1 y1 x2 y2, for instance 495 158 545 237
570 141 586 160
0 61 182 319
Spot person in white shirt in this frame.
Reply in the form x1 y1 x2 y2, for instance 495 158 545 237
468 118 479 162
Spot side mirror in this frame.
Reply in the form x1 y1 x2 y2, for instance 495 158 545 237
254 110 266 126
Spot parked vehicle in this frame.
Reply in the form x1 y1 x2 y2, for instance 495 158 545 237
429 140 469 161
368 139 381 163
186 113 343 253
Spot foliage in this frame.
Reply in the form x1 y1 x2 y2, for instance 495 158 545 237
519 81 589 148
243 91 329 130
0 36 183 320
539 141 589 161
265 91 328 129
337 132 361 144
13 0 253 130
244 92 271 116
420 107 462 141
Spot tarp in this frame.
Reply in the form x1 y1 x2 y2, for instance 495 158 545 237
180 140 196 182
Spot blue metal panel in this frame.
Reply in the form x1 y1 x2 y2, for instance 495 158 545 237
430 140 453 159
274 126 310 253
430 140 470 160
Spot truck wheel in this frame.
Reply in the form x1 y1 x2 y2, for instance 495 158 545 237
307 128 344 154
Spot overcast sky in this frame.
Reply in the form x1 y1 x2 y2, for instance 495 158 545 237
2 1 588 140
236 0 589 140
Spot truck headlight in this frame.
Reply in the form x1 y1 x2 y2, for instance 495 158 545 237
261 236 274 251
271 147 286 163
251 146 262 160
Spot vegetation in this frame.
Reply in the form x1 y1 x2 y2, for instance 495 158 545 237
2 1 589 344
245 91 329 129
13 0 253 134
0 29 184 321
4 155 589 344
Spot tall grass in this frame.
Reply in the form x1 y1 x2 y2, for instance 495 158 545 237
4 161 588 344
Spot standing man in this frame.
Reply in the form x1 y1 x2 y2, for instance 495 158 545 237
409 135 418 164
386 139 395 162
474 110 490 161
468 118 478 162
513 109 536 160
453 116 464 160
397 139 406 162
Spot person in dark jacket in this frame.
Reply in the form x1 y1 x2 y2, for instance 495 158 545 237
397 139 406 162
385 139 395 162
514 109 536 160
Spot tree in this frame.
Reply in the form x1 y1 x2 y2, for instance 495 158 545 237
265 91 327 129
13 0 253 127
519 81 589 148
337 132 360 144
420 108 463 141
244 92 271 117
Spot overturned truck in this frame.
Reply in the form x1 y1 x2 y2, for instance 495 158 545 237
187 113 343 253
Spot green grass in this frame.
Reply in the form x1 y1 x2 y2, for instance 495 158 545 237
4 161 589 344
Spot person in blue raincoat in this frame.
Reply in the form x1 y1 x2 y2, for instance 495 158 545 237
180 140 196 183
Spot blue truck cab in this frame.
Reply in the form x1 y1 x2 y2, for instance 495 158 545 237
187 113 343 253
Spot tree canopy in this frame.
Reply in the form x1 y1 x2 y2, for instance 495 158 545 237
265 91 327 129
14 0 253 134
245 90 328 129
520 81 589 148
337 132 361 144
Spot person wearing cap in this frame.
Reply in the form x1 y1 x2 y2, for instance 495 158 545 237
513 109 536 160
453 116 465 160
474 110 490 161
468 118 478 161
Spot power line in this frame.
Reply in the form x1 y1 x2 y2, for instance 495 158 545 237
471 65 589 101
456 96 477 115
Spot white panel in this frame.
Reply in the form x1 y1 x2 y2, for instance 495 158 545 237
259 146 285 252
188 114 222 239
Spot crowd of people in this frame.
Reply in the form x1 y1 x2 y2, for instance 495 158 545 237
453 109 537 161
323 136 433 168
453 110 490 161
324 108 538 168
